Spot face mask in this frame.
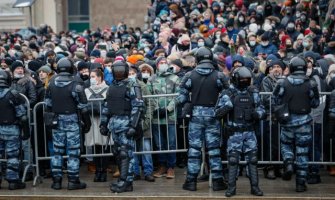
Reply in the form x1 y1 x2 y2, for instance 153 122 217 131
142 72 150 79
90 78 97 86
303 41 310 48
105 66 112 72
215 34 221 39
301 16 306 22
14 74 24 79
286 44 292 48
198 42 204 47
144 47 150 53
287 27 294 32
249 41 256 46
80 74 89 81
209 24 214 29
47 58 54 64
135 32 141 37
261 41 269 46
90 59 95 63
238 17 244 22
128 75 136 81
296 12 301 18
158 64 169 73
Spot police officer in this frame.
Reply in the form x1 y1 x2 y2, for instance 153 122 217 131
0 69 28 190
273 56 320 192
215 66 265 197
45 58 91 190
176 47 228 191
99 61 144 193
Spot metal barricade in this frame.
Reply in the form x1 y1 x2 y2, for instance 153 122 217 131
32 91 335 187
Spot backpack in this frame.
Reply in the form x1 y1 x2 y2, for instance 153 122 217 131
88 87 107 116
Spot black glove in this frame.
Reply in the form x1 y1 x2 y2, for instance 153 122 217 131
100 125 109 136
20 115 30 140
126 127 136 138
215 107 230 119
159 108 169 118
81 113 91 134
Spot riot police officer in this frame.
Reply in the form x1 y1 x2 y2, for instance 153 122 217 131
273 56 320 192
176 47 228 191
45 58 91 190
215 66 265 197
0 69 28 190
99 61 144 193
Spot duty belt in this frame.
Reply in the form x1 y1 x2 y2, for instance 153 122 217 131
226 125 254 133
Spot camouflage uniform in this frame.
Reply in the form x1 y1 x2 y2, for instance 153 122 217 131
45 75 88 181
273 75 320 190
177 66 228 189
100 79 144 188
0 88 26 184
215 84 265 196
148 71 180 170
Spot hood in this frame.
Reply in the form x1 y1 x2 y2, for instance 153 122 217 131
54 75 74 87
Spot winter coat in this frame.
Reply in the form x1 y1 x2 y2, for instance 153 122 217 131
11 74 37 107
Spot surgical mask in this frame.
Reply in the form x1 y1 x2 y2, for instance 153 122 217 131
301 16 306 21
47 58 54 64
14 74 24 79
198 42 204 47
158 64 169 73
144 47 150 53
209 24 214 29
249 41 256 46
90 59 95 63
142 72 150 79
215 34 221 39
135 32 141 37
238 17 244 22
90 78 97 86
303 41 310 48
261 41 269 46
105 66 112 72
128 74 136 81
296 12 301 18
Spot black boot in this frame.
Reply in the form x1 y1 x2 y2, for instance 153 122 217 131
225 165 238 197
263 166 276 180
248 163 263 196
282 159 294 181
8 180 26 190
51 176 62 190
68 178 86 190
182 177 197 191
110 180 133 193
212 177 227 191
110 147 132 193
94 168 102 182
296 177 307 192
99 169 107 182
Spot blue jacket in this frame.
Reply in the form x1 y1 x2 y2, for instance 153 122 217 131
253 43 278 57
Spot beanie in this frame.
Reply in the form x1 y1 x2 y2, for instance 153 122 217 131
77 61 89 71
90 49 101 58
37 65 52 74
11 61 24 72
28 60 42 72
155 56 167 66
171 59 183 68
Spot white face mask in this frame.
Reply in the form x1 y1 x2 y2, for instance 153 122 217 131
158 64 169 73
90 59 95 63
142 72 150 79
249 41 256 46
105 66 112 72
128 74 136 79
90 78 97 86
261 41 269 46
238 17 244 22
198 42 205 47
215 34 221 39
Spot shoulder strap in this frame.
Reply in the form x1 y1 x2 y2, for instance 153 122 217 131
97 87 108 96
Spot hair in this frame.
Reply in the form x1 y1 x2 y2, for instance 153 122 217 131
104 58 114 64
91 68 104 82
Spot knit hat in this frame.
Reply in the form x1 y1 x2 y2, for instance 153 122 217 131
171 59 183 68
37 65 52 74
28 60 42 72
127 55 144 65
77 61 89 71
115 56 125 62
297 33 304 40
269 60 285 70
11 61 24 72
155 56 167 66
1 57 13 66
90 49 101 58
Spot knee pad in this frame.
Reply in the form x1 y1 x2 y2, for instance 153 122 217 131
119 145 129 159
188 145 201 159
208 148 221 159
6 149 19 159
247 150 258 165
228 151 240 166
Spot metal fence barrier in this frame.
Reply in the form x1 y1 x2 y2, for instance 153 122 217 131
31 92 335 187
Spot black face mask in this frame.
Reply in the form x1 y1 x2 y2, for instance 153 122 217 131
178 43 189 51
47 58 55 64
80 74 89 81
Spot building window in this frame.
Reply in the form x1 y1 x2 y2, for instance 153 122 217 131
0 0 23 16
68 0 89 22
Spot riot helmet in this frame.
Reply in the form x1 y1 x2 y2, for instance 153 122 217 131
0 69 11 88
289 56 307 74
57 58 74 74
112 61 129 81
231 66 253 89
195 47 213 63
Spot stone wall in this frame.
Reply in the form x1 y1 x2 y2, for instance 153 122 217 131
90 0 150 30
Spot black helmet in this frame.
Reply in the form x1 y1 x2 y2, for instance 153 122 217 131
195 47 213 63
231 66 253 89
112 61 129 81
57 58 74 74
0 69 11 88
289 56 307 74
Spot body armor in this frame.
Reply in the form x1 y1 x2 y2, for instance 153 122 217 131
50 80 77 114
283 79 311 115
106 84 131 116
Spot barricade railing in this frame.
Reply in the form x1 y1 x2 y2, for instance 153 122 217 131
31 92 335 187
0 93 34 183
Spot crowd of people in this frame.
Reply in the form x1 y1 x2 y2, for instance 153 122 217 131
0 0 335 196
